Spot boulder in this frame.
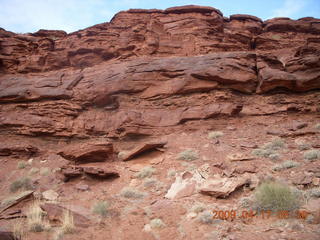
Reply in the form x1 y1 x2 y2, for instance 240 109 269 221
58 142 114 163
199 175 251 198
120 141 167 161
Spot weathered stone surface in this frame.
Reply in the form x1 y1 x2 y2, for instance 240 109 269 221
0 141 38 157
40 203 91 227
60 165 119 182
0 231 14 240
120 141 167 161
199 175 251 198
58 142 114 163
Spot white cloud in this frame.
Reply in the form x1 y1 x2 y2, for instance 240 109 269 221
270 0 308 19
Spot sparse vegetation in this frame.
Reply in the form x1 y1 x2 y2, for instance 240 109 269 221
10 177 33 192
13 220 25 240
303 149 320 161
120 187 146 199
208 131 224 139
61 210 75 234
252 138 285 159
92 201 109 217
17 161 27 169
167 169 176 177
29 167 39 175
40 167 50 176
272 161 299 171
177 149 199 161
143 178 160 189
26 201 50 232
295 139 311 150
239 197 253 209
134 166 156 179
198 211 214 224
190 202 206 213
315 123 320 130
149 218 166 229
308 188 320 198
254 181 301 211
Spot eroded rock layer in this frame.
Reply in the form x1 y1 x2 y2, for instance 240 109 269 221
0 5 319 140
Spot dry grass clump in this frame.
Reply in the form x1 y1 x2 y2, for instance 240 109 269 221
190 202 206 213
315 123 320 130
308 188 320 198
254 181 301 211
61 210 75 234
272 161 299 171
26 201 50 232
29 167 39 175
198 211 214 224
17 161 27 169
92 201 109 217
252 138 285 159
13 220 25 240
304 149 320 161
134 166 156 179
40 167 51 176
208 131 224 139
177 149 199 161
167 169 176 177
120 187 146 199
294 139 311 150
10 177 33 192
149 218 166 229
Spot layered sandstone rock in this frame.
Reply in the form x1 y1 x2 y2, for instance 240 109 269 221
0 5 319 140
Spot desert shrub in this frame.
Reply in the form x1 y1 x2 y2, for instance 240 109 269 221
294 139 311 150
252 138 285 158
134 166 156 179
315 123 320 130
177 149 199 161
10 177 33 192
120 187 146 199
198 211 214 224
272 161 299 171
308 188 320 198
40 167 50 176
167 169 176 177
208 131 224 139
190 202 206 213
149 218 166 229
17 161 27 169
61 210 74 234
143 178 163 191
304 149 320 161
13 220 25 240
239 197 253 209
26 201 50 232
29 167 39 175
92 201 109 217
254 181 301 211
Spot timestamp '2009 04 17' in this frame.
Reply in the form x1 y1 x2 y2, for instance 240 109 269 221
212 209 309 220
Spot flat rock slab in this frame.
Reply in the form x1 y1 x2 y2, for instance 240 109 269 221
0 231 14 240
58 142 113 163
40 203 91 227
199 175 251 198
0 190 34 214
61 165 119 182
120 141 167 161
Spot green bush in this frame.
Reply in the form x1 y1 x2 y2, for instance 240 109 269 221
92 201 109 217
304 150 320 161
272 161 299 171
208 131 224 139
10 177 33 192
17 161 27 169
254 181 301 211
177 149 199 161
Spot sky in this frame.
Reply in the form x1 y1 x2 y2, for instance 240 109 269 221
0 0 319 33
